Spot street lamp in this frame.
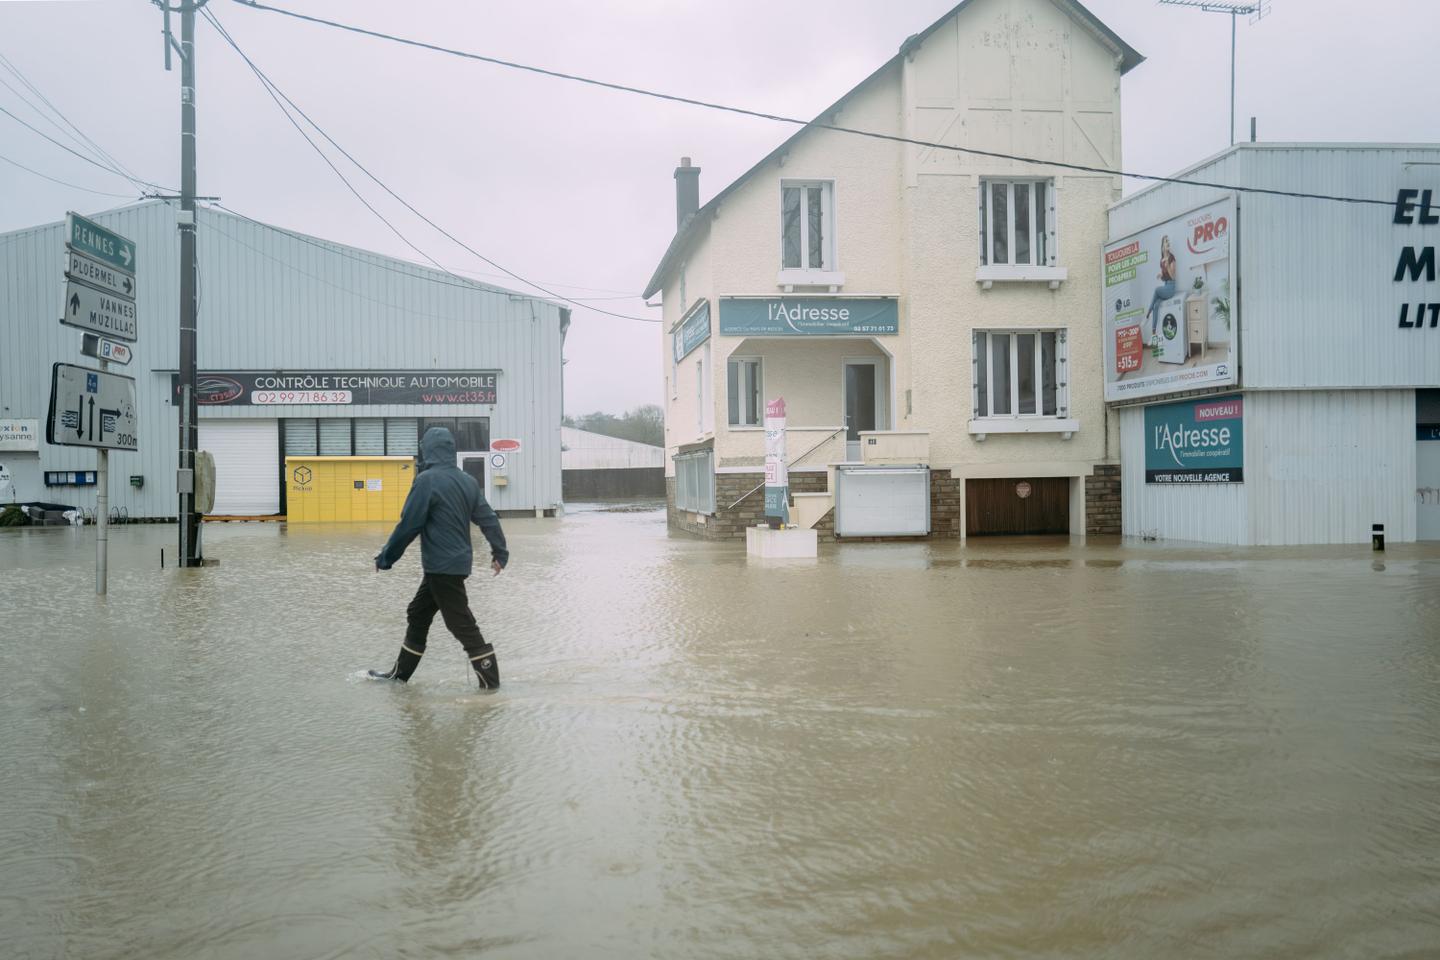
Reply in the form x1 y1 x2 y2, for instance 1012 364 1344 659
1158 0 1273 147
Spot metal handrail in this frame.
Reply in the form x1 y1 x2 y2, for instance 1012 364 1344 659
726 425 848 510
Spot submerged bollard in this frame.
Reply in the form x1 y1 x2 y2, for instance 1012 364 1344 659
1372 523 1385 551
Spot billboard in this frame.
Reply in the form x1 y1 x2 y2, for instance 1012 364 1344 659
1104 197 1237 402
1143 394 1244 483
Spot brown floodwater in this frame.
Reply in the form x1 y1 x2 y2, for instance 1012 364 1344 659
2 506 1438 959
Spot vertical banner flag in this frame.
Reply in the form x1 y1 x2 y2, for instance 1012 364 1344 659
764 397 789 524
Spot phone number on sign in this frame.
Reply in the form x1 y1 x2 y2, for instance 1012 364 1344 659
252 390 354 405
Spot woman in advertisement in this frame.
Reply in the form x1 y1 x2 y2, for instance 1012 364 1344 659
1145 235 1178 343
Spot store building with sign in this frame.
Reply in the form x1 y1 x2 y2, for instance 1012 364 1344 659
1107 143 1440 545
0 202 568 520
644 0 1142 539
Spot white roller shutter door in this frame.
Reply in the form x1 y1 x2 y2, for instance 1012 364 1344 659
198 419 280 516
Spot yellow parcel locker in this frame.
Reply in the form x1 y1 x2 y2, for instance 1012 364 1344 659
285 456 416 523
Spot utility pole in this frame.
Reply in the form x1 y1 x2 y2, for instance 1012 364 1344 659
158 0 206 566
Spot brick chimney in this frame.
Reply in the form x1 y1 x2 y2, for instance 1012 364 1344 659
674 157 700 230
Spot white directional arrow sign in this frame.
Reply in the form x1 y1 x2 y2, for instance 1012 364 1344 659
66 248 137 300
61 281 138 342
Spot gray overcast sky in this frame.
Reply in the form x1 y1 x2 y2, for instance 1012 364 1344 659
3 0 1438 415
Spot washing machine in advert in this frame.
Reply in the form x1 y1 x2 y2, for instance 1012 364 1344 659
1154 295 1186 365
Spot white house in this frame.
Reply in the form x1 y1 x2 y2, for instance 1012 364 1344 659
644 0 1141 539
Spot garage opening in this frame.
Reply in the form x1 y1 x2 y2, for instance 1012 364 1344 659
965 477 1069 536
198 419 280 516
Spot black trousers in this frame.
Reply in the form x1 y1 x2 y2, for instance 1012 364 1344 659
405 573 488 658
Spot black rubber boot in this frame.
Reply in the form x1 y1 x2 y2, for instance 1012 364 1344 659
470 645 500 692
368 643 424 682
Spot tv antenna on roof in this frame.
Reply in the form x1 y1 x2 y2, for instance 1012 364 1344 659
1158 0 1274 147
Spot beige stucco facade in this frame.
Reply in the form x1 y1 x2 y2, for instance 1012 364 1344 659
654 0 1136 537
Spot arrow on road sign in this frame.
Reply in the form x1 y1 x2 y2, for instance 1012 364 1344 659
70 292 80 316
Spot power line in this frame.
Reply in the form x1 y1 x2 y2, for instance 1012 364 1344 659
204 7 663 322
230 0 1394 209
201 9 463 291
0 151 137 198
194 204 549 324
0 102 148 184
0 50 148 187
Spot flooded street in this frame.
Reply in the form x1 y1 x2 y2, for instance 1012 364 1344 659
2 507 1439 959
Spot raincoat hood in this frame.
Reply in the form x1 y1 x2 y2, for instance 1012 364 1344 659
417 426 457 472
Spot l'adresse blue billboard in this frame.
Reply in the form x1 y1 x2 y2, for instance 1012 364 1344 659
718 298 898 336
1144 394 1244 483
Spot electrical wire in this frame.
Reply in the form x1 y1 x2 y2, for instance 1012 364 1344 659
0 50 150 188
204 7 663 322
0 151 137 198
195 204 558 323
0 103 149 184
230 0 1396 209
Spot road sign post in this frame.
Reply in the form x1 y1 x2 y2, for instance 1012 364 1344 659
62 213 137 595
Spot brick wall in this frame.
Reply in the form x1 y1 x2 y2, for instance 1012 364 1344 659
667 472 827 541
1085 464 1121 535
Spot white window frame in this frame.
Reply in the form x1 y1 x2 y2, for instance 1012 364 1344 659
727 356 764 428
671 329 680 400
969 329 1078 439
778 179 845 289
977 178 1066 288
673 449 716 515
695 354 704 434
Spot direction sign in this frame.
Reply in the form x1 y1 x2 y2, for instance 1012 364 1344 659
81 334 133 366
66 248 137 300
61 280 138 342
66 211 135 273
46 363 138 451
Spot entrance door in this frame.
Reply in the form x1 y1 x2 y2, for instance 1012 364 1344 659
965 477 1070 535
843 361 878 461
1419 431 1440 540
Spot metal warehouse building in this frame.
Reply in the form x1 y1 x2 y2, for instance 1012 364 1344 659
0 201 568 520
1104 143 1440 545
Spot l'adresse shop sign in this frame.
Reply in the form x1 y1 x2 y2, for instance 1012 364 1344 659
1144 395 1244 483
674 301 711 361
719 298 899 336
170 371 499 406
1104 197 1238 402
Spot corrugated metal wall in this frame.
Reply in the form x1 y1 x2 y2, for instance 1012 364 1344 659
1246 390 1416 545
0 202 566 517
1121 390 1417 545
1120 405 1249 544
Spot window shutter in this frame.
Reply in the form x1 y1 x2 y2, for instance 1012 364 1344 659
1047 183 1059 266
318 418 351 456
354 418 385 455
284 418 317 456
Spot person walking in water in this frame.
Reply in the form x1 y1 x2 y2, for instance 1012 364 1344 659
1145 234 1178 343
371 426 508 691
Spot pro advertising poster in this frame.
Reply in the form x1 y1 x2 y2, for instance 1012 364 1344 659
1144 394 1244 483
1104 197 1238 402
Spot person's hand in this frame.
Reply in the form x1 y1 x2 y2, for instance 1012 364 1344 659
492 560 503 577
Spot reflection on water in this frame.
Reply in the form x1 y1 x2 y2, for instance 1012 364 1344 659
2 513 1439 958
